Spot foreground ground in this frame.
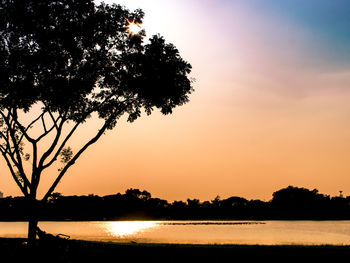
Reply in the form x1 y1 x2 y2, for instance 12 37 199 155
1 238 350 262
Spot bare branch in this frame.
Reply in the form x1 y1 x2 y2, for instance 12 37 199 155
0 110 9 123
0 144 7 153
31 141 39 187
40 94 119 171
0 110 31 188
27 111 46 130
13 111 61 144
42 121 80 169
4 110 36 144
35 117 60 142
0 130 11 151
41 118 112 202
0 130 19 164
47 110 59 130
37 116 66 171
0 148 29 197
40 98 136 200
41 115 47 133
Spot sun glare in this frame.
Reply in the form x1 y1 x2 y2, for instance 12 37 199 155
106 221 156 237
126 20 142 35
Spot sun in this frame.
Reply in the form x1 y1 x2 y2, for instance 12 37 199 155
105 221 157 237
126 19 142 35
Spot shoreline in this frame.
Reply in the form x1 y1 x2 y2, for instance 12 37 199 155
1 237 350 262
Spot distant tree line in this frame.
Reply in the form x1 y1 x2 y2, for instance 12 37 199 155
1 186 350 221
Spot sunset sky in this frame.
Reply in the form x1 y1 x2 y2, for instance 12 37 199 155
1 0 350 201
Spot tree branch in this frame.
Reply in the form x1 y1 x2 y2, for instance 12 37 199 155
41 115 47 133
35 116 60 142
0 148 29 197
47 110 59 130
0 130 13 155
42 121 80 169
40 97 137 202
41 118 112 202
0 110 31 188
3 110 37 144
37 115 66 171
40 94 120 170
27 111 46 130
31 141 39 190
0 130 21 169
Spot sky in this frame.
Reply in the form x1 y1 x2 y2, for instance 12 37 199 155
1 0 350 201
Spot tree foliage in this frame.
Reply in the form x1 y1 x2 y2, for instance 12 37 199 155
0 0 193 203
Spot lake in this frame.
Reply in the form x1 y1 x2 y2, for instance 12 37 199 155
1 220 350 245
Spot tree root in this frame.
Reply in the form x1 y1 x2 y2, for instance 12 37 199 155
36 227 70 241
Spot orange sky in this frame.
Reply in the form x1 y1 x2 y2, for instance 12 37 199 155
1 0 350 201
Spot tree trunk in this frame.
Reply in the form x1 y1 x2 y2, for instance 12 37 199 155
27 196 39 246
28 217 38 245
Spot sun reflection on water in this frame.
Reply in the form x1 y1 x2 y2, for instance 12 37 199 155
105 221 157 237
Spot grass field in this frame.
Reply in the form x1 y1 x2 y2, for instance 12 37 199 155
1 237 350 262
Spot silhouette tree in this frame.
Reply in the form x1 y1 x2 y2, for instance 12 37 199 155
0 0 193 243
271 186 328 219
125 188 151 201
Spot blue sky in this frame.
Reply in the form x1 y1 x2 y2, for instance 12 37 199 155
248 0 350 67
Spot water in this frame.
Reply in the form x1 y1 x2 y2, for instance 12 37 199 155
1 220 350 245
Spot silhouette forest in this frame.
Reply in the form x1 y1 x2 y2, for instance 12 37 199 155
1 186 350 221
